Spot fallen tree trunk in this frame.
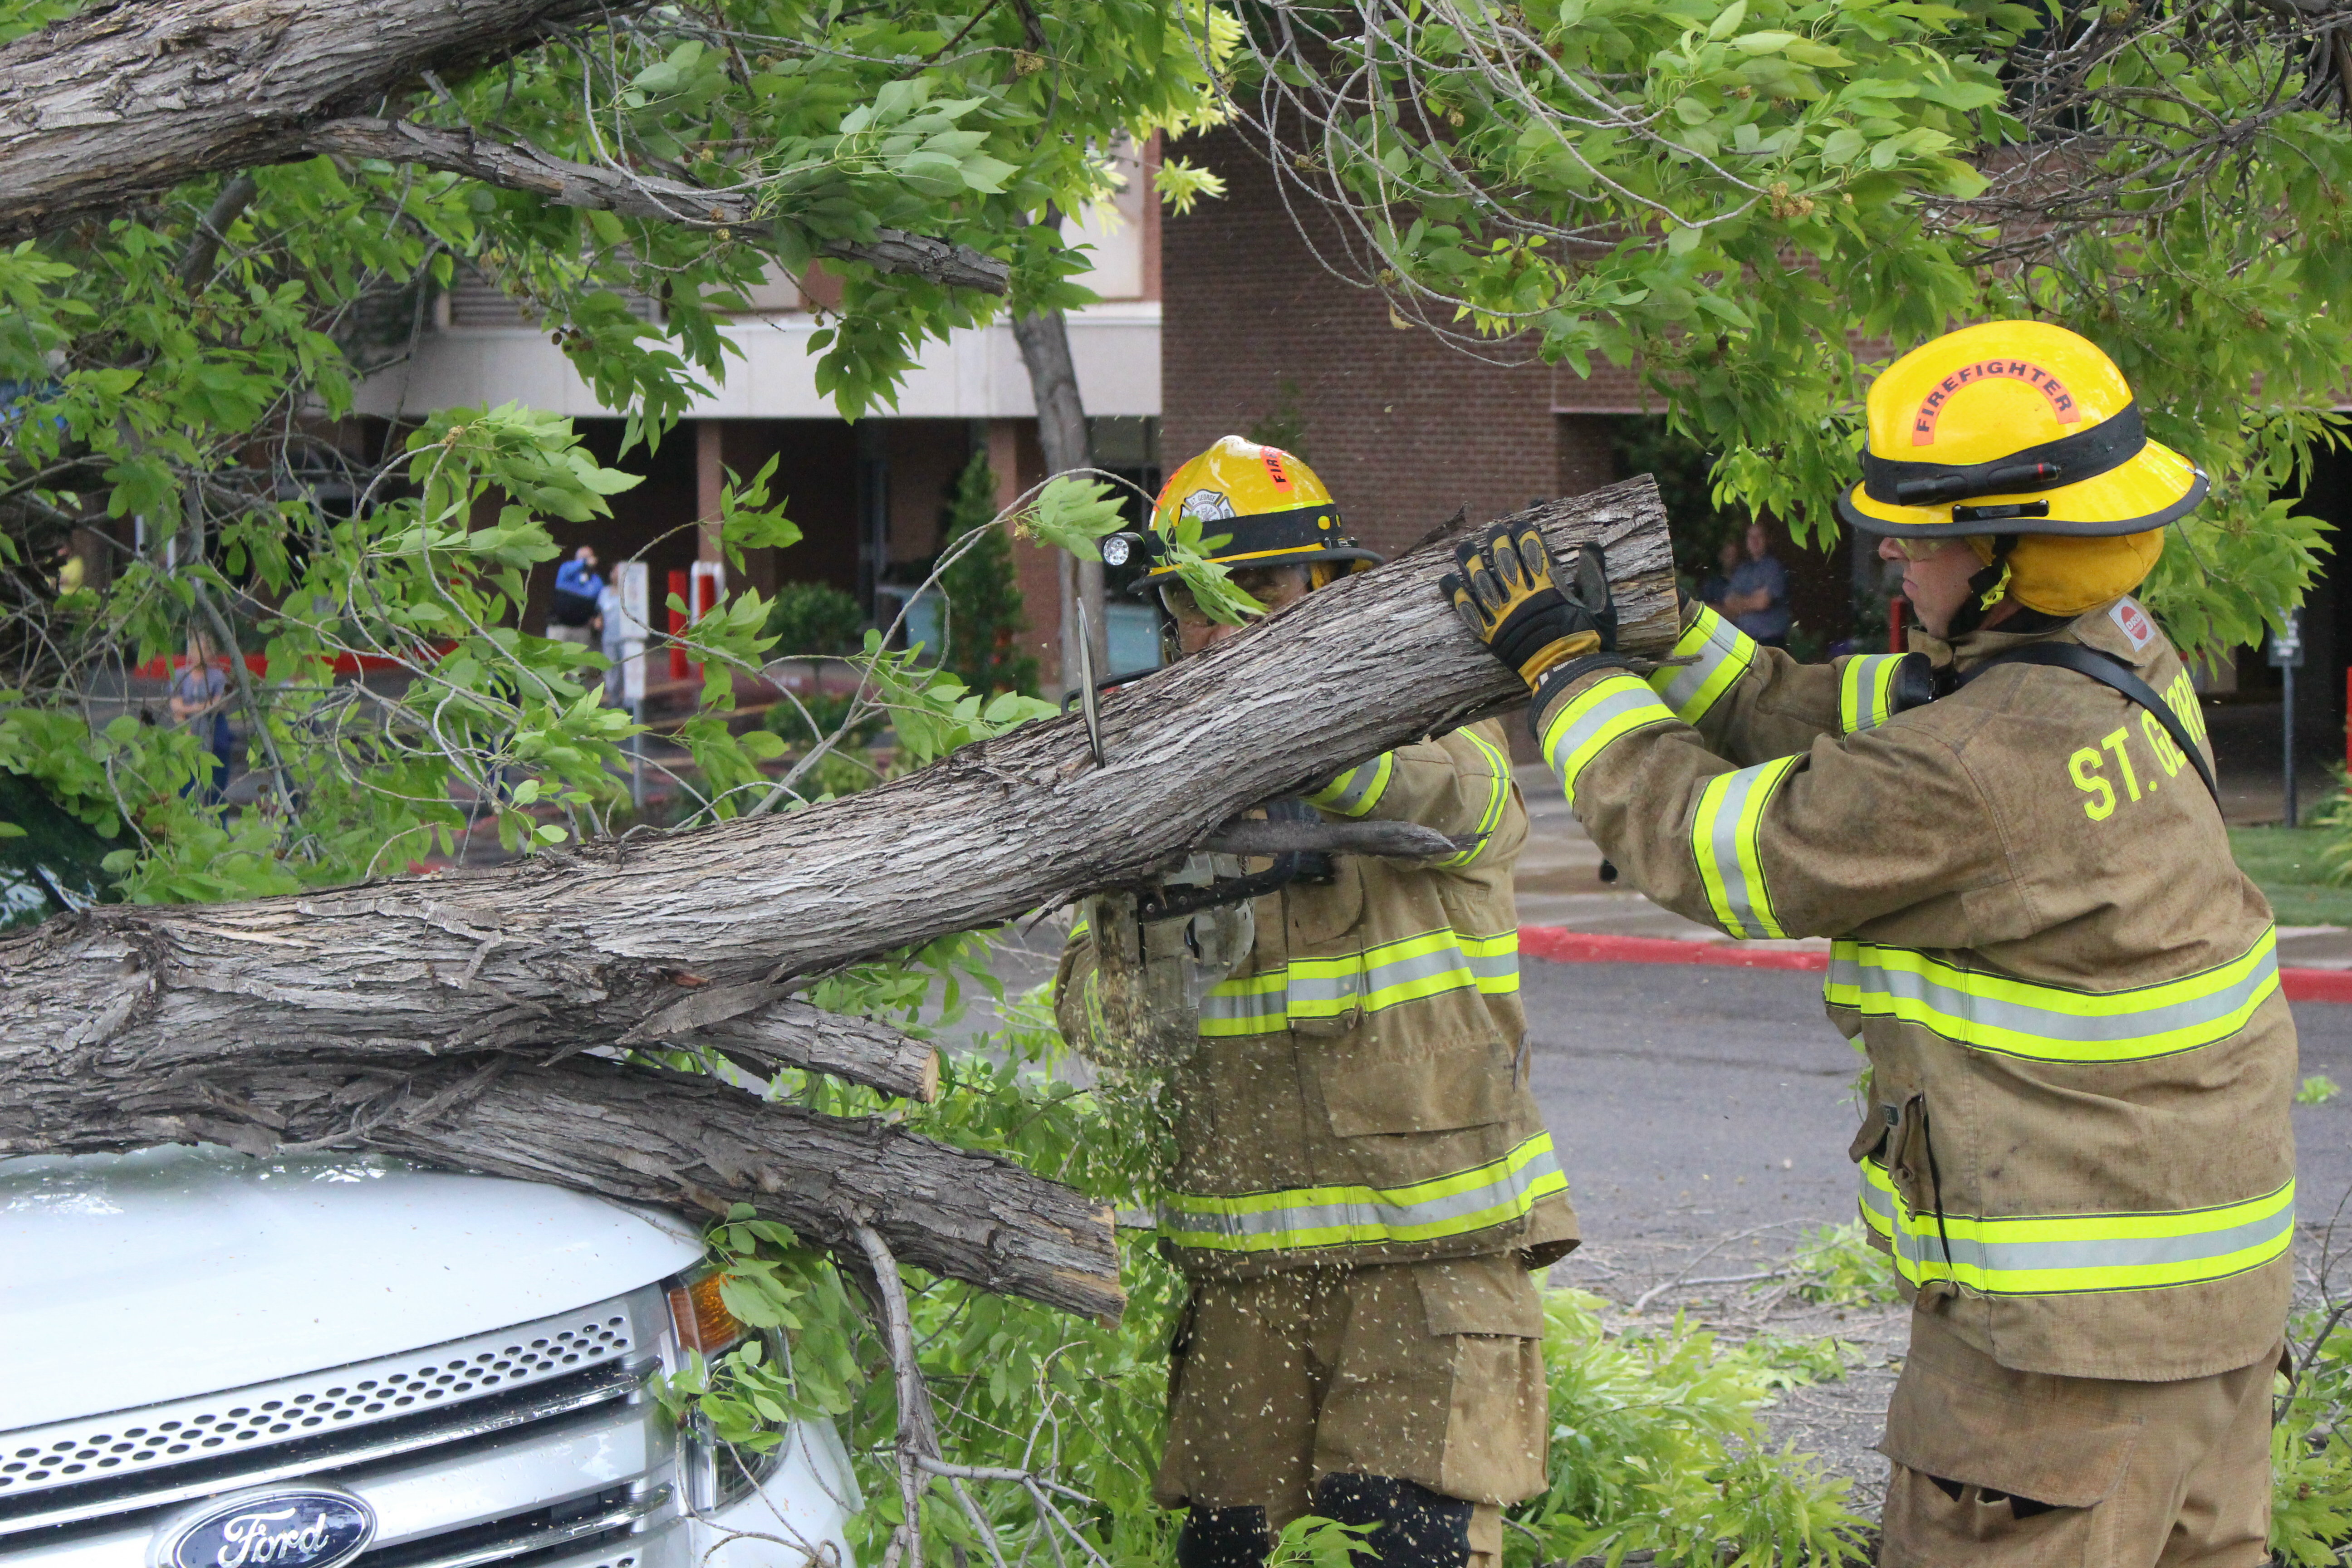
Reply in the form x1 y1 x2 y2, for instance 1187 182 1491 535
0 478 1673 1313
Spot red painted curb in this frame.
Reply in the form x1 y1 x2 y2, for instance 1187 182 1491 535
1518 924 2352 1001
2282 968 2352 1004
1518 927 1826 971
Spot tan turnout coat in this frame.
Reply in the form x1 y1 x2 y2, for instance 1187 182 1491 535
1535 598 2295 1380
1055 719 1578 1280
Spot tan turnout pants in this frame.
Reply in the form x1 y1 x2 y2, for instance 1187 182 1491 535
1154 1254 1551 1561
1879 1311 2282 1568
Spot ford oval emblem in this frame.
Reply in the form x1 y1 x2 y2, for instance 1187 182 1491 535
151 1486 376 1568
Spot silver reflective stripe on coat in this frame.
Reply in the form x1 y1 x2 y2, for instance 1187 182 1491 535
1542 678 1678 807
1859 1162 2297 1295
1651 605 1756 724
1691 755 1800 940
1307 753 1393 818
1825 931 2279 1063
1162 1133 1568 1253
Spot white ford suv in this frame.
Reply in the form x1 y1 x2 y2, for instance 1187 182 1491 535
0 1144 860 1568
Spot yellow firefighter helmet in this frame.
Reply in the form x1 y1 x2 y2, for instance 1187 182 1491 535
1126 436 1382 587
1835 321 2206 540
1835 322 2199 616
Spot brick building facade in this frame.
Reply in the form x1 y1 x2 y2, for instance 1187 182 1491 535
1161 129 1642 561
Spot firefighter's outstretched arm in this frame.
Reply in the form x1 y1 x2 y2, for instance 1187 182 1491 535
1442 522 2007 941
1652 598 1933 764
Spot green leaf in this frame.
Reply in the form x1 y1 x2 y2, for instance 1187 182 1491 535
1015 475 1127 558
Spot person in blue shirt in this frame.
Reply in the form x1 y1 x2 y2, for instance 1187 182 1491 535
168 628 233 804
1720 520 1791 647
550 546 603 646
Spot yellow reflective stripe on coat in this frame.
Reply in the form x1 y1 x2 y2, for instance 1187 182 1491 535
1541 674 1676 808
1197 927 1519 1035
1458 929 1519 995
1825 930 2279 1063
1651 605 1756 724
1307 752 1394 818
1839 655 1908 735
1162 1133 1568 1253
1858 1161 2295 1296
1291 927 1520 1018
1440 728 1514 868
1692 755 1803 939
1199 970 1289 1037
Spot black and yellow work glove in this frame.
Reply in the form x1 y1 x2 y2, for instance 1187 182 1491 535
1440 520 1617 691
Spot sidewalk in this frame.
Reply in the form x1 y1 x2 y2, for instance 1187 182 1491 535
1510 764 2352 972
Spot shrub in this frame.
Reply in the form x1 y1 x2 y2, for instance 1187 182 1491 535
764 580 866 658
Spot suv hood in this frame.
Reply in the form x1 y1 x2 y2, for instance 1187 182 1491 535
0 1145 706 1430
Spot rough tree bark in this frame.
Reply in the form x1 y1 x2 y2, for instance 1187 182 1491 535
46 1050 1117 1317
0 0 1007 293
0 479 1674 1314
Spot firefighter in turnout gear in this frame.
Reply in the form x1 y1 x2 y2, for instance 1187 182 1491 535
1055 437 1575 1568
1443 322 2296 1568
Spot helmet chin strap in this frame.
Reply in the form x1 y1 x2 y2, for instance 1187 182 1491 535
1942 533 2019 639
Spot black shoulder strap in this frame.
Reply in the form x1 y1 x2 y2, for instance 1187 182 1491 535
1960 642 2220 810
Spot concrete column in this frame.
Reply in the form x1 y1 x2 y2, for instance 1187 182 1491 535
695 420 725 563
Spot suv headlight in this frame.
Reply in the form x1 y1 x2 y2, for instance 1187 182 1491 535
664 1268 788 1512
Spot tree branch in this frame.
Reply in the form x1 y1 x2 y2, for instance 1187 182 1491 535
27 1049 1122 1318
0 0 621 239
0 479 1673 1083
0 479 1674 1317
178 174 260 289
305 118 1013 293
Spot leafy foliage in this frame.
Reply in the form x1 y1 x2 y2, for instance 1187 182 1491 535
1609 416 1755 584
2274 1302 2352 1567
1781 1221 1903 1309
0 0 1225 889
1510 1291 1871 1568
1225 0 2352 654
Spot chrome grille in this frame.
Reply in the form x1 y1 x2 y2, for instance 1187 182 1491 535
0 1362 640 1539
364 1484 662 1568
0 1288 695 1568
0 1304 637 1501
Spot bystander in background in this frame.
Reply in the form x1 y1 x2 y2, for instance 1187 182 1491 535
168 628 233 804
597 576 627 704
1719 521 1791 648
1696 538 1740 609
550 545 603 647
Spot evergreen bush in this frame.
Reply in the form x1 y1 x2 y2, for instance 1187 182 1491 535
938 450 1040 697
